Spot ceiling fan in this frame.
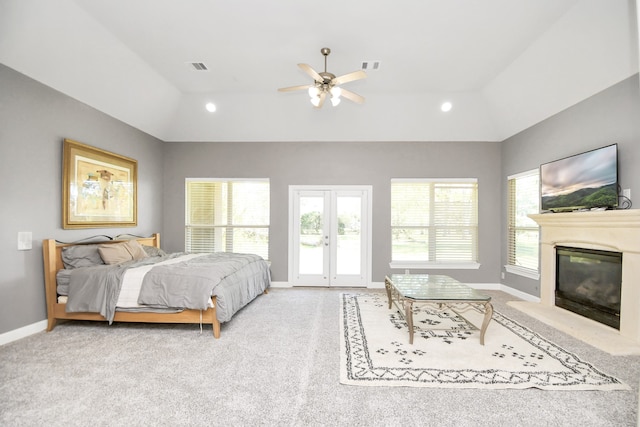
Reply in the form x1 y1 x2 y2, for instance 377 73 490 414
278 47 367 108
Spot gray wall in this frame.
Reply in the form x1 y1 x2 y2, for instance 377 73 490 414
3 59 638 336
162 141 503 284
0 64 164 334
501 74 640 296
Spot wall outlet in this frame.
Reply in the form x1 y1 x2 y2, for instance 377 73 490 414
501 272 505 279
623 188 631 199
18 231 32 251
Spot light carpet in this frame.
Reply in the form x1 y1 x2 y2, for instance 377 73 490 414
340 293 629 390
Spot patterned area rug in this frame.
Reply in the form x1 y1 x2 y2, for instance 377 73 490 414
340 293 629 390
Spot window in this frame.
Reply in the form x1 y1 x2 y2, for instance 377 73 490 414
507 170 539 277
391 179 478 268
185 179 270 259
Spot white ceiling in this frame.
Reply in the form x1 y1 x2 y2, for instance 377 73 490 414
0 0 638 142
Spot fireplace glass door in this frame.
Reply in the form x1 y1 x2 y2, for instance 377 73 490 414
555 246 622 329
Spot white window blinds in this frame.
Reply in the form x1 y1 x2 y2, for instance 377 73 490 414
185 179 270 259
391 179 478 264
507 170 539 271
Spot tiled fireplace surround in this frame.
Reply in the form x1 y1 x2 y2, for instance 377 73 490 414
530 209 640 344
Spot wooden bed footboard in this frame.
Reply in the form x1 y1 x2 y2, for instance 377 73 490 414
42 234 221 338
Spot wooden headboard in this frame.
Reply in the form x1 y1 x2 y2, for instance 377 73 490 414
43 234 160 277
42 234 160 328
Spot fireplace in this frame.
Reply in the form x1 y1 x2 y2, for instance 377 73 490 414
555 246 621 329
529 210 640 344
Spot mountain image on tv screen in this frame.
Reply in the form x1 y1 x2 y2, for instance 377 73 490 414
540 144 618 212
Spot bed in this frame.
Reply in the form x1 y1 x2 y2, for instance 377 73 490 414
42 234 271 338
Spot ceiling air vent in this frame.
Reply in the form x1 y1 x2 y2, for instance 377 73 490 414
361 60 381 71
188 62 209 71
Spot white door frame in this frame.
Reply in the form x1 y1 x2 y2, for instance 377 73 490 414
288 185 372 287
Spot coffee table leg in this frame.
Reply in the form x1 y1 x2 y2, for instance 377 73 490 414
479 302 494 345
403 299 414 344
384 277 392 309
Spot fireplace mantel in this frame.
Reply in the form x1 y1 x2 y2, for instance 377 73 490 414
529 209 640 344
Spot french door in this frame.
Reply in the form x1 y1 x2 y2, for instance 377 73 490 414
289 186 371 287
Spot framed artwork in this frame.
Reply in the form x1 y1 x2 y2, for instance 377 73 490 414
62 138 137 229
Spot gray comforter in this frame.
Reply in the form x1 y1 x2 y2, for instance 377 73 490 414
66 252 270 323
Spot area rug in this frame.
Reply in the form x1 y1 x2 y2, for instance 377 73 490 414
340 293 629 390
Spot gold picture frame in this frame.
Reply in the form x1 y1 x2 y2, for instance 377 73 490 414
62 138 137 229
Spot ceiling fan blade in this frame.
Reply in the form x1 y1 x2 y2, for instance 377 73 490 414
340 88 365 104
298 63 323 82
278 84 313 92
332 70 367 86
316 91 327 108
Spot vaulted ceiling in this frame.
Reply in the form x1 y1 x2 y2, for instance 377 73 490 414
1 0 638 142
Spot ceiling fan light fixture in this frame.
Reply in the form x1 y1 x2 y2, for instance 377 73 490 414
330 86 342 106
278 47 367 108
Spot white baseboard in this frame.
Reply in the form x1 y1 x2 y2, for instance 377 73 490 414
498 284 540 302
271 281 386 289
270 281 539 302
270 281 291 288
467 282 540 302
374 281 540 300
0 320 47 346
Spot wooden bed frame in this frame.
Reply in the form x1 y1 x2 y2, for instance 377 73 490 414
42 233 221 337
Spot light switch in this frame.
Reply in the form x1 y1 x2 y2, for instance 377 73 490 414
18 232 32 251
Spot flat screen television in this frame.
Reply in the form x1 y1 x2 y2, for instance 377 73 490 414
540 144 618 213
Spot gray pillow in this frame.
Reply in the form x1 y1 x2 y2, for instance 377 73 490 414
142 245 168 257
56 269 72 295
61 244 105 269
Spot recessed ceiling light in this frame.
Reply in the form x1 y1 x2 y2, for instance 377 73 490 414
205 102 216 113
441 101 452 112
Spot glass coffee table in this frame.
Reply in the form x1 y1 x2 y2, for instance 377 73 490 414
384 274 493 345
